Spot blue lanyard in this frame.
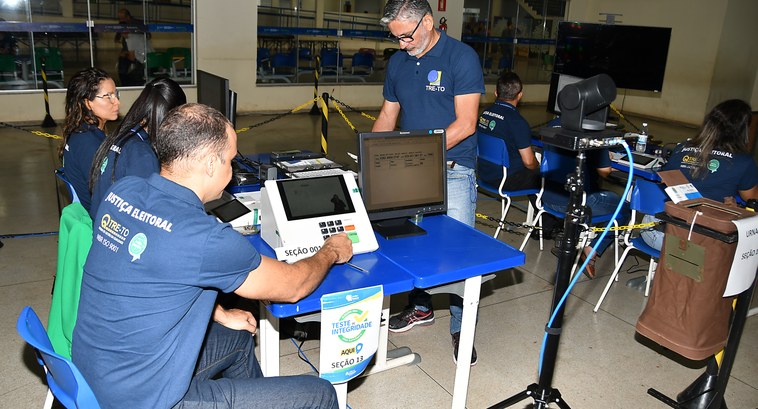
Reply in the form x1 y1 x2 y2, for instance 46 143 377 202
494 101 516 111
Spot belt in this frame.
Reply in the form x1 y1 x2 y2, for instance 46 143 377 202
446 160 456 169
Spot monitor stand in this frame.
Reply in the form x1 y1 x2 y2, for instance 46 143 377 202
372 218 426 240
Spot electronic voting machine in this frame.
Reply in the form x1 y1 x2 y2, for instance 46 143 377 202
260 173 378 262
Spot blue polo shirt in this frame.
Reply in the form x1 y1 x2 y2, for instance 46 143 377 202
477 101 532 182
89 128 159 219
62 125 106 212
73 174 261 409
383 30 485 169
662 142 758 201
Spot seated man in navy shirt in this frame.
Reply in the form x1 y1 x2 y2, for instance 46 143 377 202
73 103 353 409
477 72 540 196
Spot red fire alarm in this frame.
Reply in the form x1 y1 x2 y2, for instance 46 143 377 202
438 0 446 12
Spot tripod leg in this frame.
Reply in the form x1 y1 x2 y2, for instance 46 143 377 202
487 384 538 409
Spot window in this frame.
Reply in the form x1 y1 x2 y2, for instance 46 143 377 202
0 0 193 92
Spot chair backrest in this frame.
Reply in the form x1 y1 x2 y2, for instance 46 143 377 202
540 146 576 185
320 48 342 67
35 47 63 68
351 52 374 68
477 132 510 169
630 178 667 215
146 51 171 70
17 307 101 409
0 54 16 73
55 168 80 204
271 52 296 68
167 47 191 70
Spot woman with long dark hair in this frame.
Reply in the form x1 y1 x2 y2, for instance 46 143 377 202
60 68 120 212
642 99 758 250
88 77 186 218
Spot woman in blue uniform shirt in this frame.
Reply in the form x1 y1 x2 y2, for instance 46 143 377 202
88 77 186 218
60 68 121 212
641 99 758 250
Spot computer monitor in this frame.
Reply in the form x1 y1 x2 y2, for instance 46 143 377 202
554 22 672 92
358 129 447 239
197 70 237 127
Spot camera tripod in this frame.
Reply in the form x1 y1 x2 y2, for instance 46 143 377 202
489 152 593 409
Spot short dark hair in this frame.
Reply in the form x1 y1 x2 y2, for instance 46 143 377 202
380 0 432 26
154 103 232 168
496 72 523 101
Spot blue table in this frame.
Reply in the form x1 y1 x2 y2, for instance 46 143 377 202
376 215 525 407
610 160 662 182
248 233 416 381
251 215 525 408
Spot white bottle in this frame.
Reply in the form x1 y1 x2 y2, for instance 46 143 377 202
636 122 648 153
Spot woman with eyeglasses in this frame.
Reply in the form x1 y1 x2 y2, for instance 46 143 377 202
60 68 121 213
88 77 186 219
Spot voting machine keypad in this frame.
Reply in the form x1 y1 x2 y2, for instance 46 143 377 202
319 219 360 243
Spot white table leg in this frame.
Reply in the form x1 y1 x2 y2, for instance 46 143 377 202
334 383 347 409
451 275 482 409
258 302 280 376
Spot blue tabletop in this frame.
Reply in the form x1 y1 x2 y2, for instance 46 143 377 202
375 215 526 289
247 234 415 318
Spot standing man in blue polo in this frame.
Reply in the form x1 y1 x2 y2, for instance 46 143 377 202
73 103 353 408
372 0 484 365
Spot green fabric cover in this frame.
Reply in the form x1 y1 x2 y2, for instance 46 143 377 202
48 202 92 359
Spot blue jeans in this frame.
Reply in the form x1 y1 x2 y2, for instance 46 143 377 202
543 190 630 255
409 164 477 334
640 214 664 251
174 322 338 409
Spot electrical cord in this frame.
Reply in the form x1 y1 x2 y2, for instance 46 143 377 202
538 141 635 375
289 338 355 409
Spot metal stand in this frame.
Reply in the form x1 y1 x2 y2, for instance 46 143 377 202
648 274 756 409
489 152 589 409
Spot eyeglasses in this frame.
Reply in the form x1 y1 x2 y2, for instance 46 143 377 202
94 91 120 103
388 17 424 43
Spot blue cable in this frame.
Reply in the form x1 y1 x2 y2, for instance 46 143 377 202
289 338 354 409
537 141 635 375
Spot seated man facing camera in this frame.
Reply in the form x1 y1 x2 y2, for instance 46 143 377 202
73 103 353 409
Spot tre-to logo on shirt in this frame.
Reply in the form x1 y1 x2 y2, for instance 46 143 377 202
426 70 445 92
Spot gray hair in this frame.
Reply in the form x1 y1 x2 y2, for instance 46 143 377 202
380 0 432 26
155 103 232 168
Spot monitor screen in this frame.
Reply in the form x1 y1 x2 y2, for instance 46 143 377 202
619 153 657 166
197 70 236 127
554 22 672 92
276 175 356 221
358 129 447 236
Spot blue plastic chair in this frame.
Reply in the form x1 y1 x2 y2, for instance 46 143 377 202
520 147 619 270
55 168 80 204
319 48 343 75
594 178 666 312
477 132 541 239
16 306 101 409
350 52 374 75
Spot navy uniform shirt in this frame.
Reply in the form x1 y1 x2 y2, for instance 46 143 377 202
90 128 159 219
62 125 106 212
73 174 261 409
662 142 758 201
477 101 532 183
383 30 485 169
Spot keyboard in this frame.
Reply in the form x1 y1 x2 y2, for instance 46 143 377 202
289 168 358 179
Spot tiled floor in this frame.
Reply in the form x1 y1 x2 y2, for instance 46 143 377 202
1 105 756 409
